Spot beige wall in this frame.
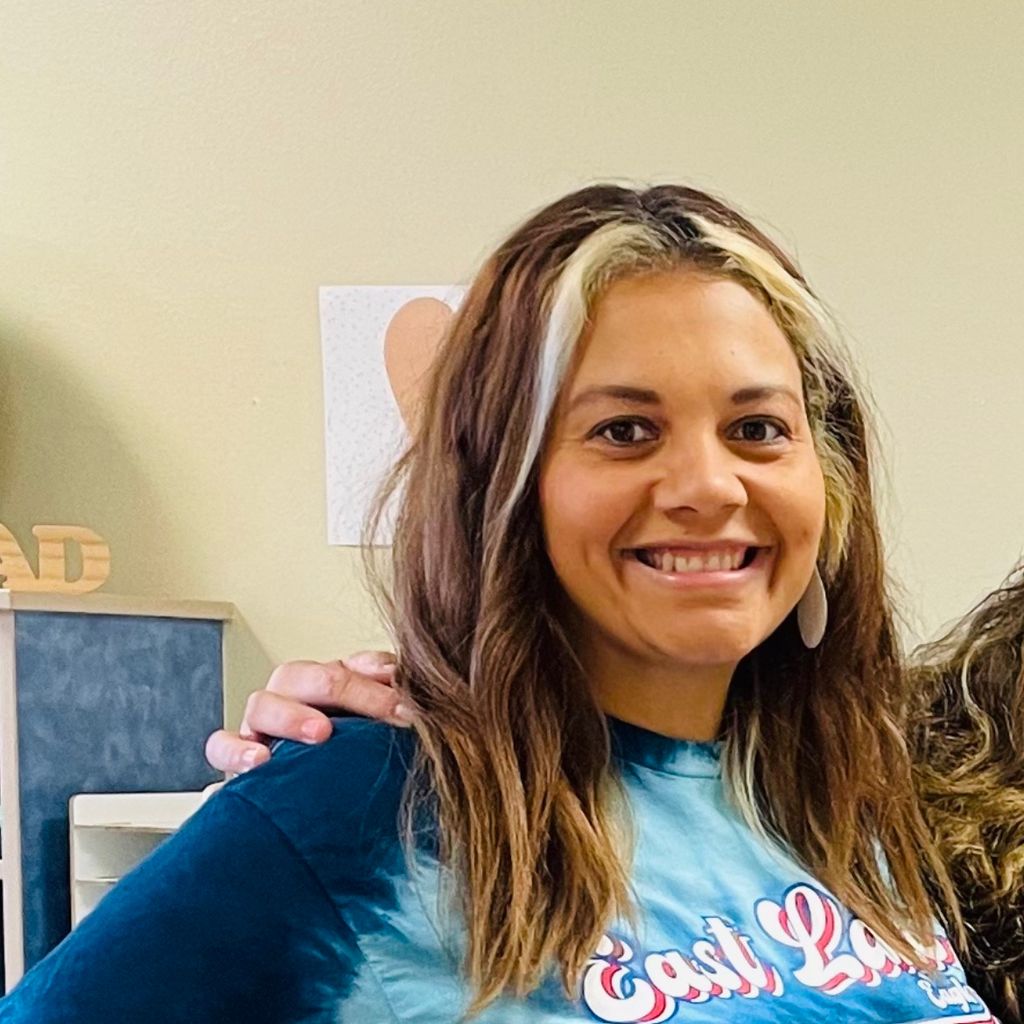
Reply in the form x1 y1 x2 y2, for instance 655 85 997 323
2 1 1022 726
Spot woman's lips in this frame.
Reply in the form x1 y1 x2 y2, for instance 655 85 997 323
623 546 773 588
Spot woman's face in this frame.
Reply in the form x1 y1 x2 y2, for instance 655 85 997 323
538 270 826 674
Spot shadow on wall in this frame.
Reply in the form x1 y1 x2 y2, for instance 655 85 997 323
0 313 168 590
0 314 275 728
0 315 275 727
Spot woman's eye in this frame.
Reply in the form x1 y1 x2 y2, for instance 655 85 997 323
730 417 789 443
593 419 657 446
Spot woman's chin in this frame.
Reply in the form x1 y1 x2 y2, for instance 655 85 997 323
646 627 766 668
663 647 749 668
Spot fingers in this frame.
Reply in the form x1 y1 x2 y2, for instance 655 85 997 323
264 657 411 726
204 653 411 776
205 728 271 775
240 689 334 746
340 650 397 681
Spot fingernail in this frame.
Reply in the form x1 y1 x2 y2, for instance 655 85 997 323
301 720 323 741
241 749 262 768
392 703 415 726
346 652 384 671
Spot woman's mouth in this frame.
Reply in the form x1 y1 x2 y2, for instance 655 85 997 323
630 545 761 575
622 544 772 590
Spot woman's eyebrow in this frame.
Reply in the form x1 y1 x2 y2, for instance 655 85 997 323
567 385 661 412
730 384 802 406
567 383 802 412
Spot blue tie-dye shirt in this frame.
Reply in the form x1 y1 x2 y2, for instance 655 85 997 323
0 717 996 1022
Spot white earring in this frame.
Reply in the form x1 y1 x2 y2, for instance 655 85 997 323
797 566 828 649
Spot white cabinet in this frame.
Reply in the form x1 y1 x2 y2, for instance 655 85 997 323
69 789 219 925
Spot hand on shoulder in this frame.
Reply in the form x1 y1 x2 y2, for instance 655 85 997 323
205 651 413 775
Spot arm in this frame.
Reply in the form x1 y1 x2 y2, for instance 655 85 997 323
0 790 357 1023
206 651 408 774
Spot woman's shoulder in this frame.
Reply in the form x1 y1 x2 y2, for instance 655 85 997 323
0 721 414 1020
221 717 417 867
269 714 414 776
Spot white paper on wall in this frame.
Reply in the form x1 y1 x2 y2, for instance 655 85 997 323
319 285 467 546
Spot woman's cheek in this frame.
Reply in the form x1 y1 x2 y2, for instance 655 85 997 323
543 461 629 543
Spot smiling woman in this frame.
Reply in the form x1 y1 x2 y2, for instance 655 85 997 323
0 184 998 1023
539 273 826 741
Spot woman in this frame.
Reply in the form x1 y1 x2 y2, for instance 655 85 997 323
0 184 995 1021
909 563 1024 1020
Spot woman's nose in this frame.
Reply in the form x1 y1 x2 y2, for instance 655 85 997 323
649 436 748 515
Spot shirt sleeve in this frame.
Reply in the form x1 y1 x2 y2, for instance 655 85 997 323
0 789 360 1024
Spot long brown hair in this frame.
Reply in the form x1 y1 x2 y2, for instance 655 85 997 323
910 561 1024 1021
366 183 963 1012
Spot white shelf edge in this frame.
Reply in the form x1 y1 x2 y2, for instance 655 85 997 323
1 604 25 989
0 590 233 622
73 823 180 834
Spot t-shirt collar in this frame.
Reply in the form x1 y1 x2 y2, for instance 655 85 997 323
608 715 722 778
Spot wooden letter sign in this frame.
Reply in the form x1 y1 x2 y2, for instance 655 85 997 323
0 524 111 594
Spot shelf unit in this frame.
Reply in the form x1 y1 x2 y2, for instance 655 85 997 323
0 591 232 992
69 790 217 925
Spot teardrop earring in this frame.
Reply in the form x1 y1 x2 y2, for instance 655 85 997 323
797 566 828 649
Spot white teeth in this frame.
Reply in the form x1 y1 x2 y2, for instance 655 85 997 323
639 547 751 574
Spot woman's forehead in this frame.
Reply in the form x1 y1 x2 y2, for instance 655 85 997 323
570 272 801 392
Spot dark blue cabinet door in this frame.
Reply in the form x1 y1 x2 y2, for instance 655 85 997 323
14 612 222 968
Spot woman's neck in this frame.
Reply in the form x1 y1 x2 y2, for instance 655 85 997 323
584 636 735 742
